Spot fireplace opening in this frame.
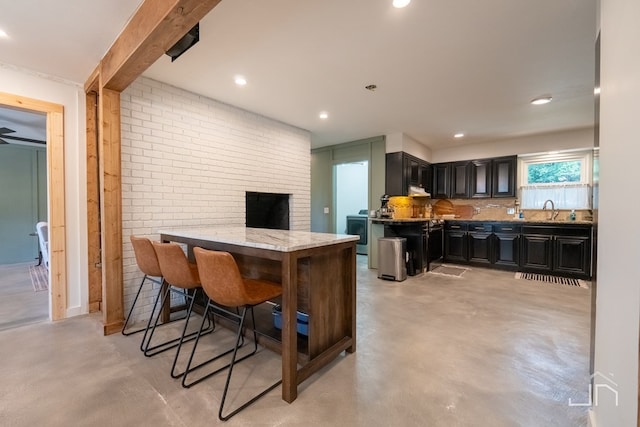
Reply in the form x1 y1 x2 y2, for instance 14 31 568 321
245 192 290 230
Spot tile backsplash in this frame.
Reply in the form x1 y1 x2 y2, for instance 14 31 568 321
442 198 592 222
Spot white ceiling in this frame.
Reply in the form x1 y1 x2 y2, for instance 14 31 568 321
0 0 597 149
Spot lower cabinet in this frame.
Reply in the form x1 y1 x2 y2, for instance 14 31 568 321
467 223 493 265
521 225 591 278
444 223 467 263
554 236 591 276
492 223 520 269
520 234 553 271
444 222 591 278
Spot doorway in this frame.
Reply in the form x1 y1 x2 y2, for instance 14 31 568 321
0 91 67 321
335 161 369 254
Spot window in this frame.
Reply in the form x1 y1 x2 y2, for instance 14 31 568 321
519 151 592 209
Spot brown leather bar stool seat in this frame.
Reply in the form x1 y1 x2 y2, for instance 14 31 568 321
141 241 213 358
124 236 165 336
186 247 283 421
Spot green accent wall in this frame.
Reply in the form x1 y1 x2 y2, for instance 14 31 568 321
311 136 386 233
0 144 47 264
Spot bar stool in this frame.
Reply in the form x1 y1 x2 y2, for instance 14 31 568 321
141 241 213 358
188 247 283 421
124 236 164 336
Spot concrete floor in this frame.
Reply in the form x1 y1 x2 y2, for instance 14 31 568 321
0 263 48 331
0 257 591 426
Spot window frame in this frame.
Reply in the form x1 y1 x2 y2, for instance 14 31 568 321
519 151 592 187
518 150 593 209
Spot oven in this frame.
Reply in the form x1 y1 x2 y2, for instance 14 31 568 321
423 220 444 271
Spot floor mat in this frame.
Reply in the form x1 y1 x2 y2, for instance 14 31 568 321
429 265 468 277
29 264 48 292
515 272 589 289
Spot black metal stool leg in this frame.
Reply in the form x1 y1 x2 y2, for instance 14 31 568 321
171 292 217 379
140 278 169 353
143 287 214 357
218 307 282 421
123 274 161 336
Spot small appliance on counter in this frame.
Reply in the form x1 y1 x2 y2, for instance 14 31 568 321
379 194 394 218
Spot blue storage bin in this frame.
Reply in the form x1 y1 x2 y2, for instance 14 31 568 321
272 305 309 336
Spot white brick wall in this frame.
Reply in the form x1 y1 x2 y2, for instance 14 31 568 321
121 76 311 325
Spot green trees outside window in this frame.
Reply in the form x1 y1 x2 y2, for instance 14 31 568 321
527 160 581 184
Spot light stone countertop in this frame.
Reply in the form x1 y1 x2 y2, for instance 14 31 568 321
158 227 360 252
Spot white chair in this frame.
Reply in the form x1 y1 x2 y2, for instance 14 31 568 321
36 222 49 270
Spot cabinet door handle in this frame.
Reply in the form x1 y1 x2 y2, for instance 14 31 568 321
475 227 485 230
502 227 513 231
450 225 460 229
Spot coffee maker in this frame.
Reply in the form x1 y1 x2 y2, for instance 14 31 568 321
379 194 393 218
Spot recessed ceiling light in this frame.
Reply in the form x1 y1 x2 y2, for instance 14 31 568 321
454 133 465 138
319 111 329 120
531 95 553 105
234 75 247 86
393 0 411 8
0 29 8 38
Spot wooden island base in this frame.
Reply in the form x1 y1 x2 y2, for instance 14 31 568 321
160 228 357 403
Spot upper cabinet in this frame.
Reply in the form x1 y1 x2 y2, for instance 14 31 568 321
450 161 471 198
432 155 516 199
432 163 450 198
470 159 492 198
491 156 517 198
385 152 431 196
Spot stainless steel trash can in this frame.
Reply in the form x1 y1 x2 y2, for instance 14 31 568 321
378 237 407 281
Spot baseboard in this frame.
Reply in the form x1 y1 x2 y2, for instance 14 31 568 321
588 408 597 427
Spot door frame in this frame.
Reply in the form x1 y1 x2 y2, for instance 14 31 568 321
0 91 66 320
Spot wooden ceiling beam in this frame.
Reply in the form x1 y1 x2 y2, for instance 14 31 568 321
96 0 221 92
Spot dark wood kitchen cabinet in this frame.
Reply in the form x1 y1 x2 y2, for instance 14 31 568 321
385 152 431 196
491 156 517 198
443 221 593 277
432 163 450 198
433 161 474 199
450 161 471 198
520 224 591 278
470 159 492 198
553 235 591 276
444 222 468 262
467 223 492 265
520 234 554 271
433 155 516 199
492 223 520 268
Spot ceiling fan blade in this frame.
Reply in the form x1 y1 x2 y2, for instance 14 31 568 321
0 138 8 144
0 134 46 144
0 126 16 135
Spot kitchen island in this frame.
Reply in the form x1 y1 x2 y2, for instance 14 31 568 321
158 227 359 403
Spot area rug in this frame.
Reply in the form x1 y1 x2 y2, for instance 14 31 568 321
428 265 468 278
514 272 589 289
29 264 48 292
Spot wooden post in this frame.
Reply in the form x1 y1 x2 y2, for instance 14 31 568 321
98 87 124 335
84 0 223 334
86 91 102 312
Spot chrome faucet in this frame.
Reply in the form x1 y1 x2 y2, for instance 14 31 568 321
542 199 559 220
